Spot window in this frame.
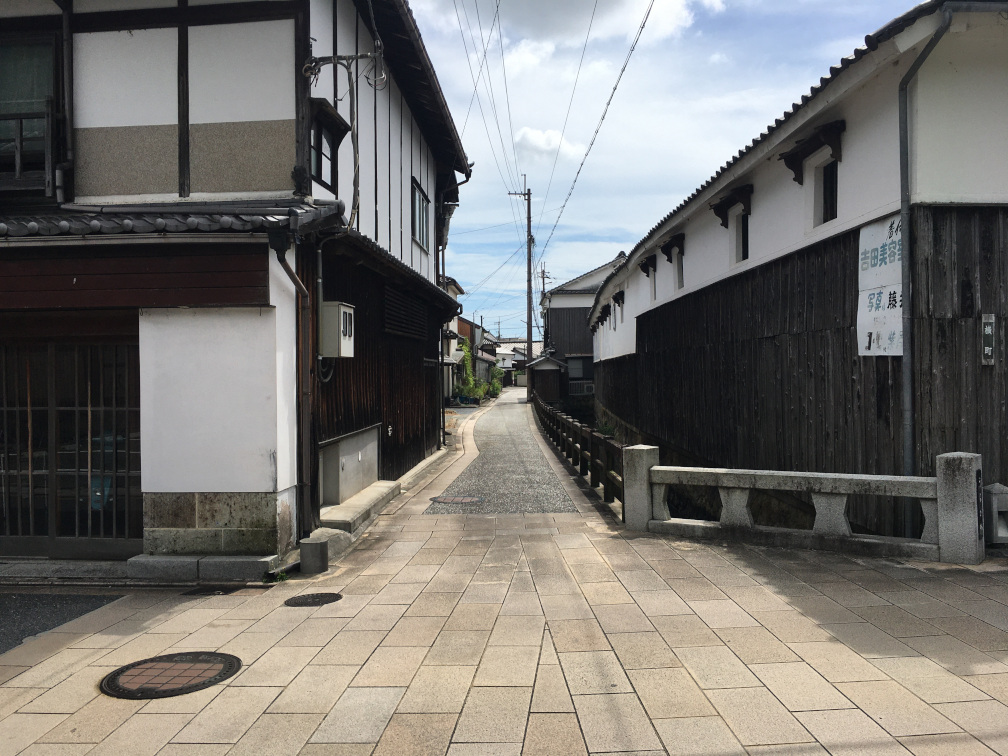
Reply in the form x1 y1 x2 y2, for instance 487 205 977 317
731 207 749 264
818 159 838 225
676 247 685 289
0 36 57 194
309 99 349 192
412 180 430 250
568 357 584 379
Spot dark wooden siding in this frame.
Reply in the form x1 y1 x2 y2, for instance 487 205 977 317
532 368 562 404
307 247 441 500
0 243 269 308
546 306 592 356
595 206 1008 535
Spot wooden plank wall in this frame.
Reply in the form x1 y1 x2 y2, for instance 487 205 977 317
594 206 1008 537
0 244 269 308
546 307 593 356
307 247 441 496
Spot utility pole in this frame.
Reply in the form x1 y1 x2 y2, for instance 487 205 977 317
510 175 533 402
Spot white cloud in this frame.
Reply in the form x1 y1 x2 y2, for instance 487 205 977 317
514 127 584 162
708 51 730 64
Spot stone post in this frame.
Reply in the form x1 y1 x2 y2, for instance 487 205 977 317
936 452 984 565
622 445 659 531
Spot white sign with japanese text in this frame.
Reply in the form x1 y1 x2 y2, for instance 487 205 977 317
857 213 903 356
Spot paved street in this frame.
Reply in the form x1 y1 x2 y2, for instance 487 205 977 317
4 388 1008 754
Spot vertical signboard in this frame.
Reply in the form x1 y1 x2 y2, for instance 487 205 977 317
982 314 995 366
857 213 903 356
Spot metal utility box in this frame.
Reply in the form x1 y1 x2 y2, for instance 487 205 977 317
320 302 355 358
984 483 1008 544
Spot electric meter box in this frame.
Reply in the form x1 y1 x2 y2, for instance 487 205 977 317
320 302 355 358
984 483 1008 545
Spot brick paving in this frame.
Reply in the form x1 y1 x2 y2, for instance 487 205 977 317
3 388 1008 754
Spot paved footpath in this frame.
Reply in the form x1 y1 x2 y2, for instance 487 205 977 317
5 388 1008 754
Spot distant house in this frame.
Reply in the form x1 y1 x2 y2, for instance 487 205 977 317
440 275 465 399
0 0 469 562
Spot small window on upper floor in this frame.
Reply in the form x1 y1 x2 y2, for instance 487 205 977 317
818 159 838 225
731 207 749 265
675 247 685 289
1 35 58 198
310 99 349 193
412 180 430 251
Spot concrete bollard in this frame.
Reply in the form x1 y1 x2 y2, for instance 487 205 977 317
622 445 659 531
936 452 984 565
299 536 329 575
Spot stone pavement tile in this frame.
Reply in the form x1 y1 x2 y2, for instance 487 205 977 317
406 591 463 617
390 564 440 583
443 602 500 631
749 662 853 711
36 695 142 743
674 645 760 689
549 619 610 652
788 595 865 624
530 663 574 713
905 635 1008 676
232 646 318 687
398 665 476 713
172 620 256 650
19 665 107 714
351 645 428 687
409 549 453 566
836 680 958 737
852 606 942 639
540 631 559 664
447 744 520 756
139 685 223 715
311 686 405 744
275 617 348 648
508 572 537 592
558 650 633 694
371 713 456 756
653 716 746 756
562 549 608 567
269 665 358 713
603 552 651 572
474 645 539 686
0 687 45 718
580 581 634 606
628 667 715 718
228 713 322 756
452 539 494 557
877 592 965 619
720 585 792 613
666 578 728 602
609 631 680 669
313 593 373 618
69 620 147 650
172 686 280 743
439 555 484 574
815 582 891 608
473 566 517 584
686 600 758 629
425 571 475 594
247 607 316 634
371 582 426 605
460 582 510 604
631 589 691 617
650 559 703 580
314 630 386 665
555 533 593 549
521 713 587 756
500 591 544 616
822 622 916 658
88 713 193 756
928 615 1008 652
213 630 290 665
899 733 998 756
747 745 829 755
964 673 1008 704
539 594 594 621
382 616 447 647
0 665 29 685
751 610 833 643
21 744 114 756
651 614 721 648
571 693 663 752
871 656 989 704
489 615 545 646
707 687 814 746
426 630 490 665
716 626 799 664
4 648 109 690
0 714 68 756
593 603 655 634
788 640 890 683
343 603 408 632
616 569 670 593
931 701 1008 754
532 574 581 596
453 686 532 743
797 705 915 754
150 607 230 635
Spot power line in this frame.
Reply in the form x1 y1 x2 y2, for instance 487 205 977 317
535 0 598 238
460 243 524 298
538 0 656 265
453 206 564 236
458 0 502 137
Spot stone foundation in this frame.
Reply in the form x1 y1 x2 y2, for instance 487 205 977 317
143 487 297 557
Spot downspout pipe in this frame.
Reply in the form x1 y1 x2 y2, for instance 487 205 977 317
898 7 952 492
57 4 74 203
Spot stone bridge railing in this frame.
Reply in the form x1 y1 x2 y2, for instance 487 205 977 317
622 446 985 564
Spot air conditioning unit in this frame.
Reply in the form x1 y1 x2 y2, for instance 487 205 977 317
320 302 355 358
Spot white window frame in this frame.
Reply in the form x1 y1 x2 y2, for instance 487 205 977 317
411 179 430 251
730 205 749 266
805 145 839 231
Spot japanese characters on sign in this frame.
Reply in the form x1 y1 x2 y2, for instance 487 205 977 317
857 213 903 356
983 314 995 366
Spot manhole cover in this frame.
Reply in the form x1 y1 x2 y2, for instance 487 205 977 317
430 496 484 505
100 652 241 699
284 592 342 607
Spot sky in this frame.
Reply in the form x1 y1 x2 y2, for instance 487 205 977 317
409 0 920 338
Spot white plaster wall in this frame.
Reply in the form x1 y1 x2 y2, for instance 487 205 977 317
914 17 1008 204
377 72 392 250
357 24 378 242
271 249 299 493
309 0 335 101
189 21 295 124
74 29 177 127
549 292 596 309
389 79 406 262
139 307 279 493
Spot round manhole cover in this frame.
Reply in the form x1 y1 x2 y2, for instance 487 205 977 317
100 652 241 699
284 592 343 607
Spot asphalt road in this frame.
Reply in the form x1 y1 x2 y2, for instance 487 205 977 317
0 592 123 655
